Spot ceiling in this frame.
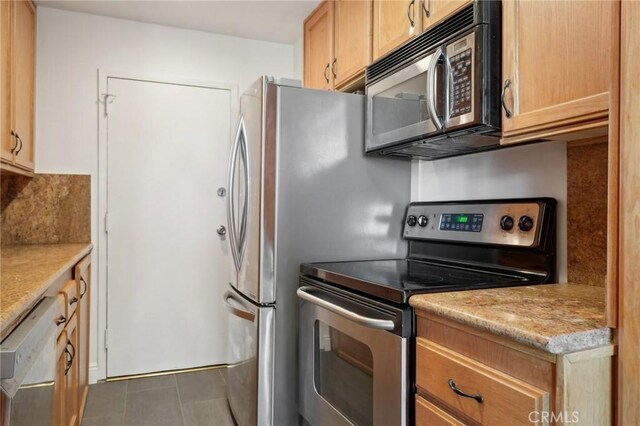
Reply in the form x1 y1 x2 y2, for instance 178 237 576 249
35 0 320 44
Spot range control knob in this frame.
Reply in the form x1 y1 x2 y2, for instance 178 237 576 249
518 215 534 232
406 215 417 227
499 215 514 231
417 215 429 227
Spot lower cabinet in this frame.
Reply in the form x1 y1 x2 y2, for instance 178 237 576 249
415 313 613 426
53 254 91 425
76 256 91 420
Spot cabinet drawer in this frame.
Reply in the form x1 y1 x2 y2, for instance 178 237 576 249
417 339 549 426
416 394 464 426
59 280 79 320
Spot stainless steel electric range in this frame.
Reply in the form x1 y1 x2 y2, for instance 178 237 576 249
297 198 557 426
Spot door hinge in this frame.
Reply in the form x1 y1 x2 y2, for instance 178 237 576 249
101 93 116 117
104 329 109 350
104 212 109 234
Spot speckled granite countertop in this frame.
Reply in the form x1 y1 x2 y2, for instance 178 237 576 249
1 243 92 337
410 284 611 354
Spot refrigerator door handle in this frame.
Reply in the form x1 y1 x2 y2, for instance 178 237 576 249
223 291 256 322
237 120 249 269
227 116 243 272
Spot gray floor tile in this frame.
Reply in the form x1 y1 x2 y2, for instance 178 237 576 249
83 414 125 426
175 370 226 403
181 398 234 426
127 374 177 393
84 381 128 419
124 387 184 426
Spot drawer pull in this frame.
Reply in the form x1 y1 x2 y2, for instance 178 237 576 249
70 296 78 305
80 277 88 298
448 379 484 403
55 315 67 326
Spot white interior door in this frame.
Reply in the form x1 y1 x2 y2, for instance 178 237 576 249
106 77 232 377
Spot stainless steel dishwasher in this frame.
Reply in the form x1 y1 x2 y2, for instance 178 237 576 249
1 297 61 425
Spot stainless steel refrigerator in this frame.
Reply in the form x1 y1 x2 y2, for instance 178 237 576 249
223 76 410 426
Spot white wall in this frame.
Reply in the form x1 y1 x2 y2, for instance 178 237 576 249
35 7 296 382
293 36 304 81
411 142 568 282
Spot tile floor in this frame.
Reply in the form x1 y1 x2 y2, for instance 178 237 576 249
82 368 233 426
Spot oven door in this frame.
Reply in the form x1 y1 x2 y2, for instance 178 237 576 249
298 282 408 426
366 49 444 152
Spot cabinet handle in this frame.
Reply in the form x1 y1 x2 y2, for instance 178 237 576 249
323 63 330 84
501 79 513 118
448 379 484 403
70 296 78 305
55 315 67 326
64 342 75 375
421 0 430 18
9 131 18 154
80 277 88 298
407 0 416 27
331 59 337 79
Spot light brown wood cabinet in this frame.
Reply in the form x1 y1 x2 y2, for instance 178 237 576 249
421 0 472 32
333 0 372 90
372 0 417 61
53 254 92 426
501 0 617 145
304 1 334 91
0 0 35 176
304 0 372 92
75 256 92 420
415 313 613 426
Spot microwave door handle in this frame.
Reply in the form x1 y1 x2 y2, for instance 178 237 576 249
297 287 395 331
427 47 444 131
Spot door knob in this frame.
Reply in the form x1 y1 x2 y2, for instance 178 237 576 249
217 225 227 236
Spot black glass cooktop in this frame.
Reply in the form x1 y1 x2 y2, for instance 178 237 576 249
300 259 535 304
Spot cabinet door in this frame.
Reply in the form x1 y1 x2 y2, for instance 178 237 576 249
304 1 334 90
421 0 472 32
373 0 417 61
501 0 613 143
75 255 91 420
10 0 35 171
0 0 13 163
54 331 68 426
64 314 79 426
334 0 372 89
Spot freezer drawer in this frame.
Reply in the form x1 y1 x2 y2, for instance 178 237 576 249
224 285 274 426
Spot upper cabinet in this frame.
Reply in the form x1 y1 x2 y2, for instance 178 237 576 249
372 0 417 61
421 0 473 32
304 0 372 92
501 0 616 145
1 0 36 176
304 1 334 91
334 0 372 89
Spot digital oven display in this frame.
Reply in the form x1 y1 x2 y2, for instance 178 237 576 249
440 213 484 232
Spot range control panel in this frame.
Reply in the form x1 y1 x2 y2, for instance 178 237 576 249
404 201 549 247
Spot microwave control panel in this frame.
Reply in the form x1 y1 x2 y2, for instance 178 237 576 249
449 48 472 118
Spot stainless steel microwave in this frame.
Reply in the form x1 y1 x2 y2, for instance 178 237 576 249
365 1 502 160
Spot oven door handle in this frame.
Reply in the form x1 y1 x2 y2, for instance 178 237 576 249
297 286 395 331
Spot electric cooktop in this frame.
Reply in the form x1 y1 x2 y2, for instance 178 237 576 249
301 199 557 305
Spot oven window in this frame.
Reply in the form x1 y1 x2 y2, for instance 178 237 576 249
314 321 374 426
371 73 430 136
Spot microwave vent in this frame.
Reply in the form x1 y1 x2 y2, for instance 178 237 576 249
367 4 475 84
